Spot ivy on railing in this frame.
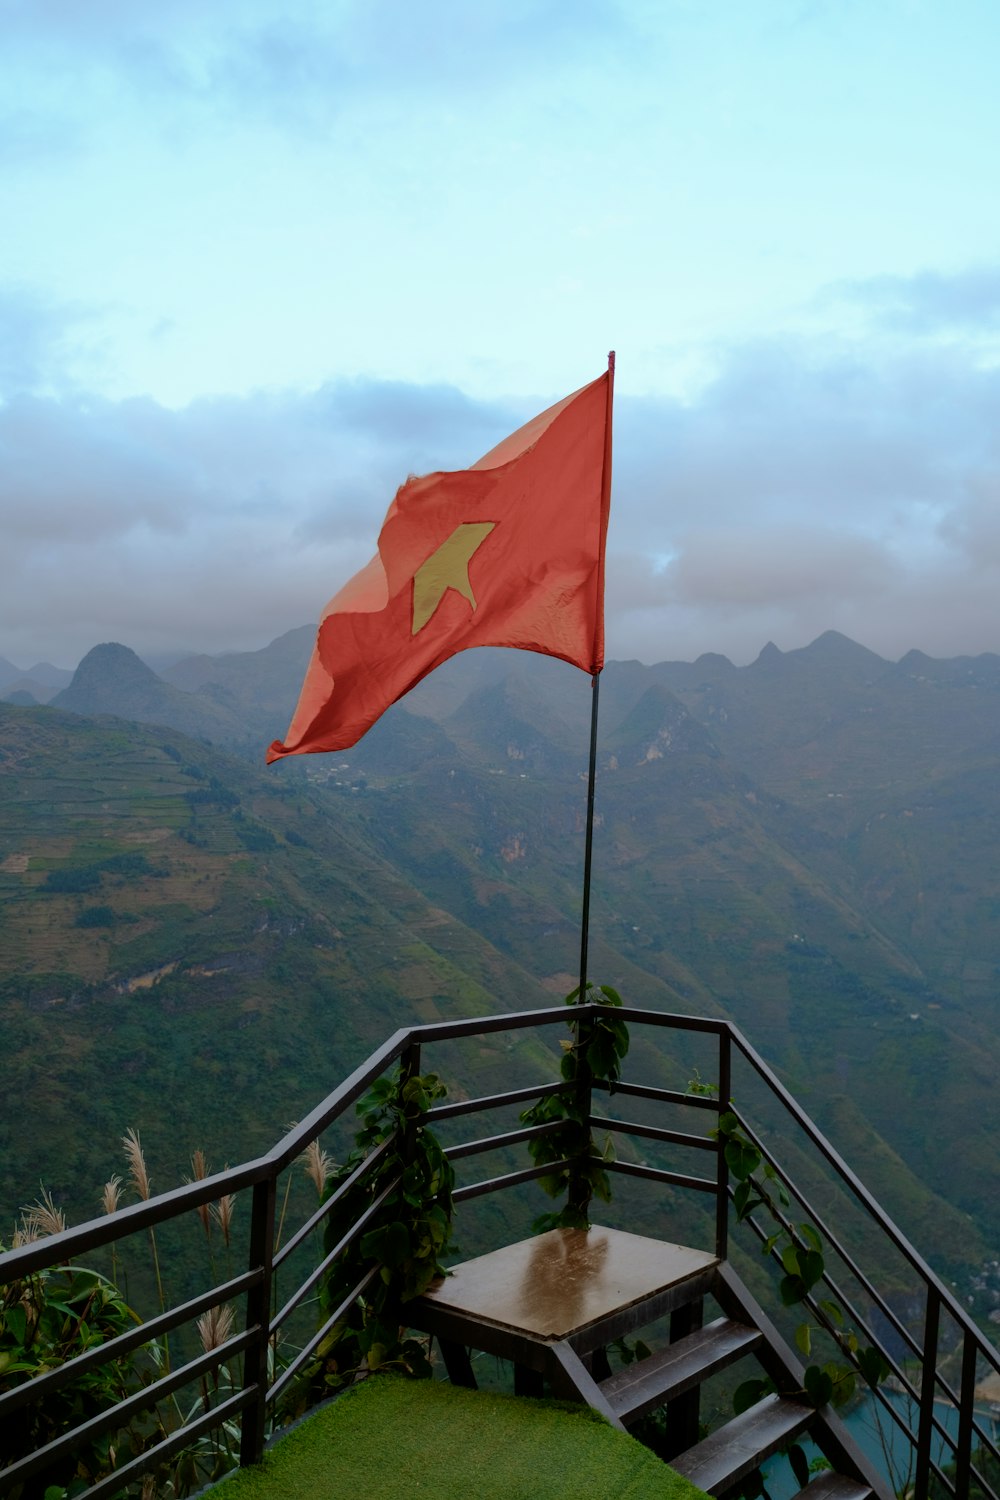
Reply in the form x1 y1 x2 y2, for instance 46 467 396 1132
305 1068 456 1401
711 1106 890 1497
520 986 630 1230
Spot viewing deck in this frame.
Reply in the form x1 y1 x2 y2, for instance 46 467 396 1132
2 1003 998 1500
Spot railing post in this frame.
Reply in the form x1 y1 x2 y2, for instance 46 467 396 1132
240 1174 277 1469
400 1039 422 1164
568 1008 594 1225
955 1326 978 1500
715 1027 731 1261
915 1287 940 1500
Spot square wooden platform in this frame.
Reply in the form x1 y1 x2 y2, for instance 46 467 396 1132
413 1225 718 1350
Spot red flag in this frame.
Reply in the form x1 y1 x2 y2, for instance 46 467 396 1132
267 361 614 761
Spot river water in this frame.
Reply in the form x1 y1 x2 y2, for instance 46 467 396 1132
763 1387 999 1497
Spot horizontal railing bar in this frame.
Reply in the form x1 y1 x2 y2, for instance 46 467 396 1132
730 1108 924 1361
444 1120 565 1162
615 1008 730 1036
452 1158 575 1203
592 1078 720 1112
271 1175 401 1333
76 1387 252 1500
268 1266 381 1406
427 1082 571 1121
1 1325 257 1488
603 1159 718 1193
0 1164 271 1280
274 1136 396 1270
0 1267 258 1418
392 1003 603 1045
593 1116 716 1151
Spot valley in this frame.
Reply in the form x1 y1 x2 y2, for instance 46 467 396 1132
1 629 998 1319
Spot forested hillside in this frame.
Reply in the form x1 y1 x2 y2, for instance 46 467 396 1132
2 628 998 1305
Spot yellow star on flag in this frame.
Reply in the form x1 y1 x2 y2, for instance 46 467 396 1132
411 521 496 635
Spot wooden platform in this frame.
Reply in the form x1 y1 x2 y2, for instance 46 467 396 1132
419 1225 718 1344
406 1226 889 1498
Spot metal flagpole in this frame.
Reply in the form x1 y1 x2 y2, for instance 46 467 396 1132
577 351 615 1003
577 669 601 1000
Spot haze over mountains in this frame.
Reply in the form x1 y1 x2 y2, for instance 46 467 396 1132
2 627 998 1308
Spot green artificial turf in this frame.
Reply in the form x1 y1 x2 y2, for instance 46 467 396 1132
210 1376 708 1500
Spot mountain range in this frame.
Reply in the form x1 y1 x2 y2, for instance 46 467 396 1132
2 628 998 1307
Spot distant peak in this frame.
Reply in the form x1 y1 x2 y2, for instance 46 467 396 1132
800 631 886 665
899 648 933 667
74 641 159 676
754 641 783 665
62 642 165 697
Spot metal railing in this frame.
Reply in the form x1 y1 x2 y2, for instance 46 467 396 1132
1 1005 997 1499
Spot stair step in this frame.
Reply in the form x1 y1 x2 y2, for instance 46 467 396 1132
792 1476 874 1500
601 1317 763 1424
670 1393 815 1496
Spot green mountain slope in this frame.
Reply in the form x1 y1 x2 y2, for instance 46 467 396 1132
0 704 557 1227
5 624 999 1295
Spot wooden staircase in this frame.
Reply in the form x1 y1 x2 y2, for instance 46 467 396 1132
408 1226 888 1500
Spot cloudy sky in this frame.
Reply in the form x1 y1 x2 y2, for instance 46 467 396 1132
4 0 1000 671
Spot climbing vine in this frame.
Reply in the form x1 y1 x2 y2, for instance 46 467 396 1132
711 1105 890 1495
520 984 630 1230
307 1068 456 1399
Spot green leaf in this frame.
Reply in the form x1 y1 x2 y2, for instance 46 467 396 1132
586 1032 616 1077
819 1298 844 1327
733 1180 761 1220
740 1468 766 1500
598 985 622 1006
779 1274 806 1306
3 1305 27 1344
733 1378 769 1414
725 1139 761 1180
828 1367 856 1408
795 1323 812 1357
789 1444 811 1490
361 1220 410 1268
857 1346 890 1387
799 1223 823 1253
798 1248 825 1289
803 1365 834 1407
781 1244 801 1277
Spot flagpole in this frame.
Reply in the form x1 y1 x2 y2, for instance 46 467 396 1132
577 351 615 1004
577 670 601 1000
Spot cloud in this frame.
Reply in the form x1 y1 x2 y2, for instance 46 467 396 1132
0 289 100 395
1 0 627 147
0 374 539 665
3 326 1000 671
603 333 1000 664
828 265 1000 335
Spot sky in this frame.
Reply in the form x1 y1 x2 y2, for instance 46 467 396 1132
3 0 1000 672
